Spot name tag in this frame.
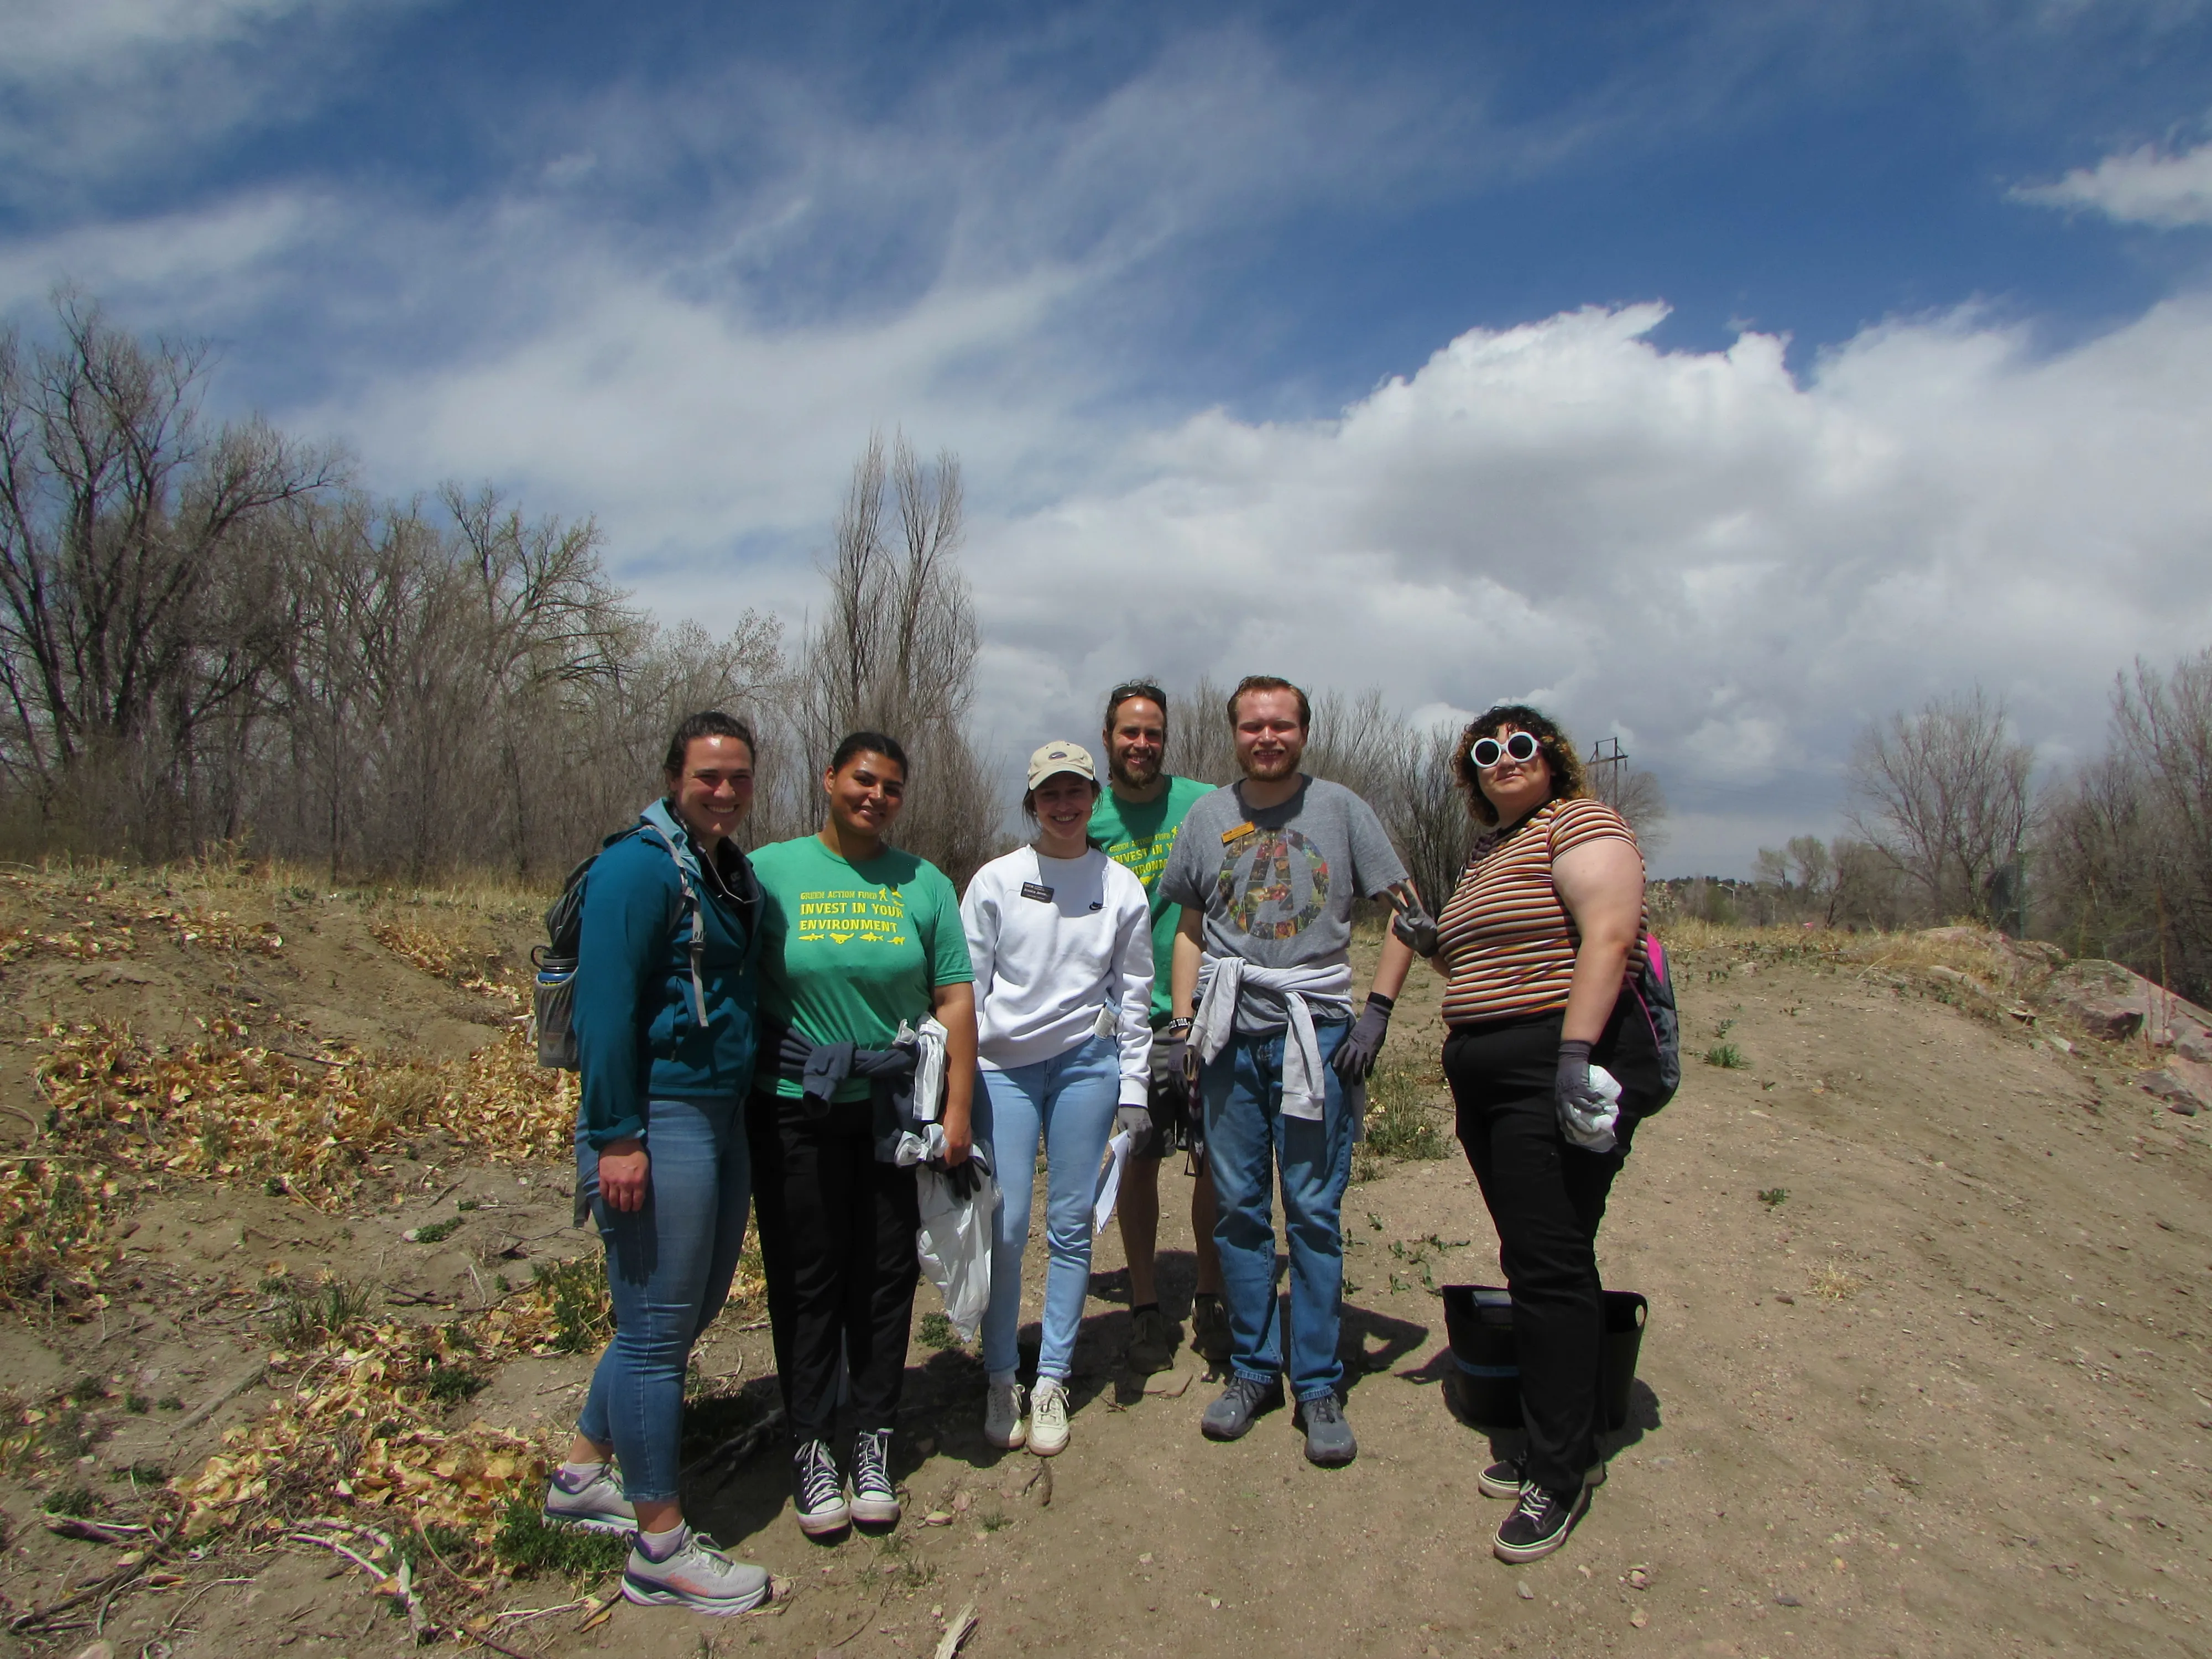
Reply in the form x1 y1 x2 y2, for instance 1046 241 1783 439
1220 822 1257 844
1020 881 1055 902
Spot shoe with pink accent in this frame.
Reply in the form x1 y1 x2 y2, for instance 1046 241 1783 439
621 1527 770 1613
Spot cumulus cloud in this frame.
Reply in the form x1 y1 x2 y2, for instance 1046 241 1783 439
2012 137 2212 227
962 299 2212 871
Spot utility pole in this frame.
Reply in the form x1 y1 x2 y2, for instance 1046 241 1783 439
1587 737 1627 810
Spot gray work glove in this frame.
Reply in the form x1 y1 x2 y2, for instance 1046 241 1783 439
1331 991 1394 1081
1114 1103 1153 1156
1386 880 1439 957
1154 1021 1192 1090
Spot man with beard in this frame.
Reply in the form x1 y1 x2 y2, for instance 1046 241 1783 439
1160 675 1417 1465
1083 682 1224 1373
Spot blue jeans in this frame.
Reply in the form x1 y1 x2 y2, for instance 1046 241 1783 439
575 1095 750 1502
974 1034 1121 1381
1201 1021 1355 1401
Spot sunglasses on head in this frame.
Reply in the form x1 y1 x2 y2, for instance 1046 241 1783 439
1470 732 1542 769
1107 681 1168 714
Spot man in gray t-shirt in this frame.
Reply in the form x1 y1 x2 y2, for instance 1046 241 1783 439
1159 676 1417 1466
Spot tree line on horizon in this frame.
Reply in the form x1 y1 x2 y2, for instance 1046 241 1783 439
7 295 2194 1001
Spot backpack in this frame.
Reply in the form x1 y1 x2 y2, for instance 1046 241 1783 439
531 801 709 1071
1626 931 1680 1114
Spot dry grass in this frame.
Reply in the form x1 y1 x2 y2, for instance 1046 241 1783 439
368 917 524 1009
1808 1261 1865 1302
8 1026 572 1307
1658 919 2049 993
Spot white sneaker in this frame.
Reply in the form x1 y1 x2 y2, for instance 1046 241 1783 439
984 1380 1029 1449
621 1528 770 1614
1028 1377 1070 1457
541 1462 635 1535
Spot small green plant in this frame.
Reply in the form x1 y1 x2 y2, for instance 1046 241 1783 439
155 1395 184 1412
68 1375 107 1405
264 1176 287 1197
108 1460 166 1485
1703 1042 1746 1070
978 1507 1011 1533
1366 1211 1384 1231
1758 1188 1788 1208
424 1364 486 1405
410 1217 462 1244
917 1311 958 1350
456 1198 479 1212
45 1484 98 1517
124 1392 150 1415
275 1276 374 1348
1362 1062 1447 1161
531 1258 613 1355
493 1495 630 1580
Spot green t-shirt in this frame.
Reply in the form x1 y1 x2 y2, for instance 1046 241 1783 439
1087 775 1213 1025
750 834 974 1101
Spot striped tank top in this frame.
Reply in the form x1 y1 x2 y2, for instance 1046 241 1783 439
1437 795 1646 1026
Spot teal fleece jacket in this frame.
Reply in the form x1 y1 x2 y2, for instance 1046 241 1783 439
573 801 763 1149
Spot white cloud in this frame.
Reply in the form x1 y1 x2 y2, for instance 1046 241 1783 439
2012 137 2212 227
2 0 326 79
957 298 2212 872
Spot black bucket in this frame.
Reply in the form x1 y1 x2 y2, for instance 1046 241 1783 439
1440 1285 1519 1425
1441 1285 1649 1432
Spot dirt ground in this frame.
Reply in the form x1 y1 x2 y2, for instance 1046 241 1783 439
3 875 2210 1659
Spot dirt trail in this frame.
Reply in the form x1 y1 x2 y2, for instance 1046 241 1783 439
3 888 2209 1659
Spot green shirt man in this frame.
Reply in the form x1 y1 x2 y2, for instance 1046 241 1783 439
1088 775 1213 1026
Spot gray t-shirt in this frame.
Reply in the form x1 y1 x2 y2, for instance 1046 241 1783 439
1160 776 1408 971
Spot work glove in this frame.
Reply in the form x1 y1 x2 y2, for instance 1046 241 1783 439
1331 991 1394 1081
1154 1020 1192 1092
1389 886 1439 957
935 1145 991 1203
1115 1103 1153 1156
1553 1040 1620 1154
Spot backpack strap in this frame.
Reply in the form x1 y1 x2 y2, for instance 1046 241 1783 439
637 800 711 1029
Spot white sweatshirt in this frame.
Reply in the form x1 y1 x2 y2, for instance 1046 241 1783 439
960 845 1154 1104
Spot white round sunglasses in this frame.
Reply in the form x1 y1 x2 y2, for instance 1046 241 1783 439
1469 732 1542 770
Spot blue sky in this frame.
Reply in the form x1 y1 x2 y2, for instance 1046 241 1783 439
6 0 2212 871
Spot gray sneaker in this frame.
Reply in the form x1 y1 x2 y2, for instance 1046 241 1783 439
1295 1393 1357 1466
622 1528 770 1614
1200 1374 1284 1441
542 1463 635 1535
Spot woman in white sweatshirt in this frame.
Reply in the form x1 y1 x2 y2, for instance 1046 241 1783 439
962 740 1154 1455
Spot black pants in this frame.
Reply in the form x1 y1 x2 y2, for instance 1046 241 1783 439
747 1090 922 1447
1442 997 1654 1492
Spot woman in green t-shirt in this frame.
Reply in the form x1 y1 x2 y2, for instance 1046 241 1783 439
748 731 978 1538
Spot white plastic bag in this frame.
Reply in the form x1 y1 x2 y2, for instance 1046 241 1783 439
915 1162 997 1343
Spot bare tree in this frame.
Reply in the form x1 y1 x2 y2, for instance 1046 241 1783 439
794 431 997 885
0 294 340 848
1848 687 2036 925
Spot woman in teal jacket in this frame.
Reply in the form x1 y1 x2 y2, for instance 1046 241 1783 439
539 711 770 1616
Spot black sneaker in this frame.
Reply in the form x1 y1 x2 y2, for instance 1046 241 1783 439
1479 1453 1608 1500
1126 1306 1177 1374
1492 1481 1589 1562
1200 1373 1284 1441
791 1439 849 1536
849 1428 899 1526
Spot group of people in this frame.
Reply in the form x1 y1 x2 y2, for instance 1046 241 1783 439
539 674 1662 1614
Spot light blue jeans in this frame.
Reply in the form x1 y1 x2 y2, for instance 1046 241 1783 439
1202 1021 1355 1402
974 1034 1121 1382
575 1095 750 1501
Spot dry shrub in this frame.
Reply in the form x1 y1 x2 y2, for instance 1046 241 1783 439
1809 1262 1864 1302
1661 919 2046 993
0 870 285 964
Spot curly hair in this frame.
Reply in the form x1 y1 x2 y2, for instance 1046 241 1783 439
1453 703 1588 826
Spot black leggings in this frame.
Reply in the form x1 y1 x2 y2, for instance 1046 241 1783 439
1442 996 1655 1491
747 1091 922 1447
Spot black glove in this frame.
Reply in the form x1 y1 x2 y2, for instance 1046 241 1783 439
1554 1039 1605 1117
1390 896 1439 957
936 1145 990 1203
1114 1103 1152 1156
1331 992 1394 1081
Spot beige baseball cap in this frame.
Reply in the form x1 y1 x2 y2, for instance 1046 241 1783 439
1025 740 1098 791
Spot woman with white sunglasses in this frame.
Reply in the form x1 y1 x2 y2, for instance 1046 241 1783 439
1398 705 1661 1566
